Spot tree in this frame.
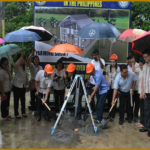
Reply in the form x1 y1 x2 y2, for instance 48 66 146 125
131 2 150 30
50 17 59 34
3 2 33 61
101 10 116 25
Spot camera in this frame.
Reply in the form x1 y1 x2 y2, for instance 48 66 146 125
54 73 61 79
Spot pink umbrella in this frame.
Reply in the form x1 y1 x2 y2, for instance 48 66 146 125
21 26 53 41
0 38 5 44
118 29 147 42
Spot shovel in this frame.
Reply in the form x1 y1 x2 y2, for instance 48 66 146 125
37 95 57 120
101 98 117 128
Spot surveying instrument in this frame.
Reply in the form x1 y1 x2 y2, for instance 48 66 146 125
51 75 98 135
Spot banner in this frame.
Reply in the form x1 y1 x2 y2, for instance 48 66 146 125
34 1 131 64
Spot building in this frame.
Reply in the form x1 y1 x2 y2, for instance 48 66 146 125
59 14 96 51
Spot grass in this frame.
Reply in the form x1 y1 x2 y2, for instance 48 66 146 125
92 17 129 29
35 13 68 21
35 13 129 29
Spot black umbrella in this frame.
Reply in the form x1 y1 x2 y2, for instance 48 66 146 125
132 31 150 55
77 22 121 39
21 26 53 41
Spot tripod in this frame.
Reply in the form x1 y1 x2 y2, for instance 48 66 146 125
51 75 98 135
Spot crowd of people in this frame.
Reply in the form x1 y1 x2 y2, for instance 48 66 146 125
0 48 150 137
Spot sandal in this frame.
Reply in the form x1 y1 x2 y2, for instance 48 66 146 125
3 116 11 121
22 114 27 117
15 116 21 119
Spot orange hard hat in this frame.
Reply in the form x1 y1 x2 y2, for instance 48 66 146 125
109 54 118 60
44 64 54 74
66 63 76 72
86 63 94 74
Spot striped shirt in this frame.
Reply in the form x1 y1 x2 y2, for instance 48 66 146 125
142 63 150 93
128 63 139 91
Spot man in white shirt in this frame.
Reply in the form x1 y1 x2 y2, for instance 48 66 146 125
35 64 54 122
140 49 150 137
88 49 105 113
127 55 140 122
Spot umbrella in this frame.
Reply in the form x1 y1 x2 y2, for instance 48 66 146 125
77 22 121 39
48 43 84 54
0 38 5 44
0 44 22 59
3 29 41 42
118 29 147 42
21 26 53 41
132 31 150 55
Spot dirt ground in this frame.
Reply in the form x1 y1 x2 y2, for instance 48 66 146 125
0 92 150 148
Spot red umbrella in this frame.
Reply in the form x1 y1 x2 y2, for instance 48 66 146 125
21 26 53 41
118 29 147 42
132 31 150 55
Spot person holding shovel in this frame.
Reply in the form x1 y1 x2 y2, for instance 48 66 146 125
127 55 140 122
106 54 120 122
112 64 137 125
86 63 109 125
35 64 54 122
132 58 145 128
140 49 150 137
88 49 105 113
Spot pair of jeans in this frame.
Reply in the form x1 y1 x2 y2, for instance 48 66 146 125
13 86 26 116
133 90 140 118
143 94 150 130
30 89 37 111
90 83 99 113
1 91 11 118
107 88 117 118
37 92 50 118
97 92 108 121
54 89 65 112
118 91 132 122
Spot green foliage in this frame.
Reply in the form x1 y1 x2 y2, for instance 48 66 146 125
50 17 59 28
131 2 150 31
2 2 150 63
101 10 116 25
4 2 33 62
130 2 150 60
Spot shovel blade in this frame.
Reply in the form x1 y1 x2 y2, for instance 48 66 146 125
101 119 109 127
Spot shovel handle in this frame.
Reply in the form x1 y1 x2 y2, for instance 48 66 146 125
109 98 117 112
41 98 51 111
36 95 51 111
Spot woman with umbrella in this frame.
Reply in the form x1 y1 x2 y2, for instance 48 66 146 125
12 52 28 119
0 57 13 121
106 54 120 121
27 49 42 116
